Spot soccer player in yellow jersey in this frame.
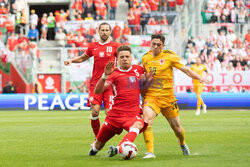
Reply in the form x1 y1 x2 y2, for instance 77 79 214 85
190 58 208 115
141 34 209 158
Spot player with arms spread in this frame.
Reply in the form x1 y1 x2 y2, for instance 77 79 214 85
64 22 120 138
88 45 149 156
190 57 208 115
141 34 209 158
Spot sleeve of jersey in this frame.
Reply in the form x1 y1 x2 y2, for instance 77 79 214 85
171 53 184 69
85 43 93 57
106 73 115 85
138 65 144 75
190 65 194 71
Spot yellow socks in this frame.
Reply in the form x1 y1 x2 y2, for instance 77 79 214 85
197 95 204 110
143 126 154 153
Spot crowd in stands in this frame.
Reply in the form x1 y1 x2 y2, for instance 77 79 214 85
184 28 250 72
203 0 249 24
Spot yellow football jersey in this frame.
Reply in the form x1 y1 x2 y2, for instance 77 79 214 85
190 64 207 85
141 50 184 102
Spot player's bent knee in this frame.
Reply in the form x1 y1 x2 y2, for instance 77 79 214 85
91 110 99 117
134 121 144 130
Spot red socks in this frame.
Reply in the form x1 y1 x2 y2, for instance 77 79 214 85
118 128 139 146
91 117 100 137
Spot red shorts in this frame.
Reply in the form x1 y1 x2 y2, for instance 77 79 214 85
87 86 114 109
96 112 148 143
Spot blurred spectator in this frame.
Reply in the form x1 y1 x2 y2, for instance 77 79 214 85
40 13 48 41
55 28 66 47
0 3 7 14
227 29 236 42
72 0 83 13
228 85 238 93
109 0 118 20
227 62 235 71
210 86 218 92
32 80 43 94
28 24 39 41
95 10 103 20
148 17 158 25
140 8 150 34
17 32 29 50
148 0 159 11
159 16 168 25
5 16 15 36
47 12 55 40
6 32 17 52
84 1 94 18
85 13 94 20
242 87 247 93
76 24 86 36
67 88 73 93
66 30 75 47
75 31 84 47
76 14 83 21
235 61 243 71
168 0 176 11
66 9 71 21
30 9 38 27
236 7 247 34
2 81 16 93
113 22 122 41
122 23 132 40
196 36 205 52
96 2 107 19
245 29 250 42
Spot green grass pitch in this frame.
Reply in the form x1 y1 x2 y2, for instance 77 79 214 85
0 110 249 167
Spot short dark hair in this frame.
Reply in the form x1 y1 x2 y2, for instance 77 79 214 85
117 45 131 55
151 34 165 44
98 22 111 31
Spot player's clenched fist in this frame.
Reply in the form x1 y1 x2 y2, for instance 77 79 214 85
64 60 72 66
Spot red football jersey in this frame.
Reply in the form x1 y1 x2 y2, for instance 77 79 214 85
85 40 120 89
106 65 144 115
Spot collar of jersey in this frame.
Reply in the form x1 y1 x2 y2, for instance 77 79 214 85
118 66 132 72
98 39 111 45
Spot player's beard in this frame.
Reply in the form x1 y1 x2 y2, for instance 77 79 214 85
100 35 109 42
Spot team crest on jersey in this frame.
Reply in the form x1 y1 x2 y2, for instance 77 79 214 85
159 59 165 65
99 52 104 57
89 97 94 102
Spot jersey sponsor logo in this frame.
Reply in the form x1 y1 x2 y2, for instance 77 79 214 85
99 51 104 57
129 76 136 83
159 59 165 65
89 97 94 102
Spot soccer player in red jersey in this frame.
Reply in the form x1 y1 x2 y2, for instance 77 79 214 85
88 45 150 156
64 23 120 138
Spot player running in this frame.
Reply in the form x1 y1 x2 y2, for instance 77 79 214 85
88 45 149 156
64 22 120 138
190 57 208 115
141 34 209 158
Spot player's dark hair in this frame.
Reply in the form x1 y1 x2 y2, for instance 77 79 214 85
98 22 111 31
151 34 165 43
117 45 131 55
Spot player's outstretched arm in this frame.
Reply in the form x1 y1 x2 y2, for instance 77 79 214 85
64 54 89 66
94 62 115 94
179 66 210 84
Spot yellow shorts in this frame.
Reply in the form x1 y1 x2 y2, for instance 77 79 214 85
144 96 179 118
193 84 204 95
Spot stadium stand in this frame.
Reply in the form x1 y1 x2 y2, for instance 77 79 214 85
0 0 249 94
